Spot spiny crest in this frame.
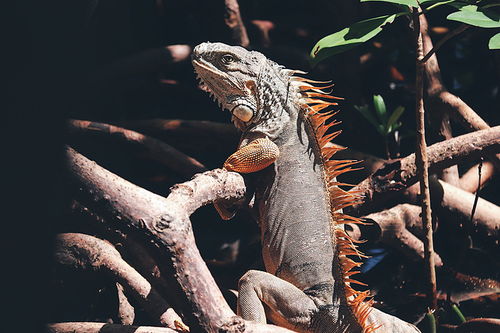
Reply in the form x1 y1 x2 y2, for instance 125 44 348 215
291 74 377 333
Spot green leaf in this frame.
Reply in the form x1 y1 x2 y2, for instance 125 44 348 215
489 32 500 49
447 7 500 28
387 105 405 131
422 0 470 11
451 304 466 324
372 95 388 126
310 13 403 64
360 0 419 7
354 105 385 135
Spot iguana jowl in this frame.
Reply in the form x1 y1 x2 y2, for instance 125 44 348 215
192 42 420 333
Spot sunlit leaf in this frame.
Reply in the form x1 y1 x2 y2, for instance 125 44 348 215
447 7 500 28
387 105 405 131
421 0 470 11
360 0 419 7
310 13 404 64
373 95 388 126
489 32 500 49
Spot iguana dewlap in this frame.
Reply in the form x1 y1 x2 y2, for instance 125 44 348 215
192 42 420 333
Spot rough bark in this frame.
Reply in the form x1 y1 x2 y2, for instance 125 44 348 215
421 16 460 186
66 147 292 333
67 119 206 177
347 204 443 267
47 321 293 333
47 322 178 333
455 318 500 333
116 282 135 325
53 233 182 329
70 202 177 306
430 180 500 252
418 15 500 172
348 126 500 215
413 8 437 310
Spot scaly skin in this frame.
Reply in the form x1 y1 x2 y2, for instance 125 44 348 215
192 42 420 333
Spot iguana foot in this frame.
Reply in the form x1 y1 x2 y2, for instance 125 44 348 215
223 138 279 173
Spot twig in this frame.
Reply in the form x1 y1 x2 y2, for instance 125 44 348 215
469 158 483 224
459 160 495 193
413 8 437 310
421 24 469 63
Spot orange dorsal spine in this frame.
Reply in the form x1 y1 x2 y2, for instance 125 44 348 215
293 75 377 333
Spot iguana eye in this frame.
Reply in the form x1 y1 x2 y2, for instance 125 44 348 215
221 54 235 64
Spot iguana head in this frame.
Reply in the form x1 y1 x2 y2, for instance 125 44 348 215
192 42 296 140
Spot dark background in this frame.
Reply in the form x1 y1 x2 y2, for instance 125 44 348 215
5 1 499 331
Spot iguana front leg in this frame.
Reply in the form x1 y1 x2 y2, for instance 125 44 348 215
238 270 317 332
214 137 279 220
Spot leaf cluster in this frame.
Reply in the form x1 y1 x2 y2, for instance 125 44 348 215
310 0 500 65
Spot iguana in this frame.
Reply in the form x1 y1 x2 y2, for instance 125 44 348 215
192 42 421 333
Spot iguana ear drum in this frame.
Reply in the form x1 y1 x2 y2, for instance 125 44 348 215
232 105 254 122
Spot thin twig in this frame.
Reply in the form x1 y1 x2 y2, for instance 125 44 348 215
421 24 469 63
413 7 437 311
469 157 483 223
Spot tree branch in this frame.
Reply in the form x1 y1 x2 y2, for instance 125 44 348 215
67 119 206 177
459 160 495 193
421 24 469 64
348 126 500 215
47 322 178 333
54 233 182 329
346 204 443 266
65 147 292 333
224 0 250 47
413 8 437 310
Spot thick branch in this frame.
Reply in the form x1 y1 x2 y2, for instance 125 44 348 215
419 14 500 171
431 180 500 252
348 204 443 266
47 322 178 333
54 233 181 329
66 147 291 333
113 118 239 158
70 202 177 306
68 119 206 177
348 126 500 215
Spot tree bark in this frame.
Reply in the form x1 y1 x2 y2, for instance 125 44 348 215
348 126 500 215
54 233 182 329
67 119 206 177
65 147 291 333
